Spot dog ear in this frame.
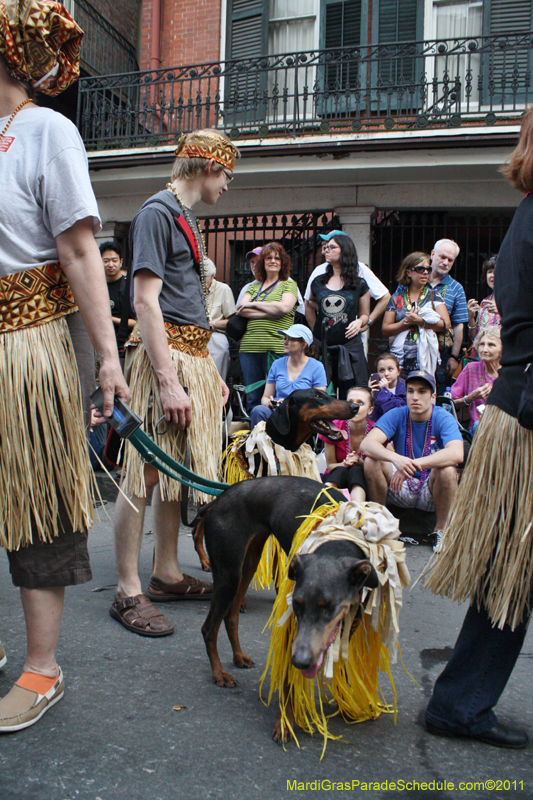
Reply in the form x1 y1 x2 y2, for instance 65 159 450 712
347 559 379 591
268 395 292 437
288 554 303 582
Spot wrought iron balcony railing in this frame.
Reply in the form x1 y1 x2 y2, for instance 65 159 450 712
77 32 532 150
73 0 138 77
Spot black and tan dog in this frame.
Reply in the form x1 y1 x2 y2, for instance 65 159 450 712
193 390 358 570
198 477 378 721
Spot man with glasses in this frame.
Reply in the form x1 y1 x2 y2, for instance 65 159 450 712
428 239 468 395
110 130 239 638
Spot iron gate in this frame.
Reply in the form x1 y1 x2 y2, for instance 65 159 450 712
371 210 514 302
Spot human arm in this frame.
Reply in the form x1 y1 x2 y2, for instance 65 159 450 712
373 381 407 415
413 439 464 471
55 218 130 416
345 290 370 339
324 441 344 471
361 291 391 332
360 425 418 475
304 299 317 329
446 323 465 374
238 292 297 319
259 382 278 408
467 298 480 341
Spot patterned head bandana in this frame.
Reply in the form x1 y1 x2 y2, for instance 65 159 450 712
175 130 238 171
0 0 83 96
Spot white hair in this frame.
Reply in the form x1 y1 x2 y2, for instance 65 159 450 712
433 239 460 257
204 258 216 279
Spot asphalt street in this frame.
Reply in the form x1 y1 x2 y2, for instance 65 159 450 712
1 478 532 800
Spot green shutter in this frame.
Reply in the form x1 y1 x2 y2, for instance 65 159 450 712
225 0 268 128
323 0 363 90
489 0 532 34
374 0 422 86
227 0 268 61
484 0 533 104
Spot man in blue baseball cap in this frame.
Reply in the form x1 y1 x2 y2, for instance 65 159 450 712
361 369 463 551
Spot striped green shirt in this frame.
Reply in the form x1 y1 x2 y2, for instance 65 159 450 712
240 279 298 353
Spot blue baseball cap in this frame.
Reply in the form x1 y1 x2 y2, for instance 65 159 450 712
405 369 436 393
318 230 348 242
277 324 313 346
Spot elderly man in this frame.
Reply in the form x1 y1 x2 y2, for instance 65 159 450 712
361 370 463 552
111 130 239 637
428 239 468 395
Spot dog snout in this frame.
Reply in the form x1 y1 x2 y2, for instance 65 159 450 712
291 642 315 670
349 402 361 415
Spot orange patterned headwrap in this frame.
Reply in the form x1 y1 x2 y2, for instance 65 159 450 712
0 0 83 96
175 130 238 171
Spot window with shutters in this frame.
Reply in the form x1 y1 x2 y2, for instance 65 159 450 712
485 0 533 105
322 0 364 90
373 0 422 86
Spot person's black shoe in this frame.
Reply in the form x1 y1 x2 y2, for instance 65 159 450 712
426 720 528 749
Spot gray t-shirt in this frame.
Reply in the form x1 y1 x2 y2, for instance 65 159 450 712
0 107 100 276
130 190 209 330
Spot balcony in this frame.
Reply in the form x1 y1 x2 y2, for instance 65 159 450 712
77 31 532 150
71 0 138 77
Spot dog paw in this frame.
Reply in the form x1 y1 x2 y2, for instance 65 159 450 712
272 720 293 744
212 670 237 688
233 652 254 669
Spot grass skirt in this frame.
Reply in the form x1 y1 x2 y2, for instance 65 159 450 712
260 497 407 756
425 405 533 630
122 344 222 504
0 317 94 550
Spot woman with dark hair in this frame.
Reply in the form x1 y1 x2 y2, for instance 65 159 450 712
382 252 450 376
467 255 500 353
308 232 370 398
237 242 298 412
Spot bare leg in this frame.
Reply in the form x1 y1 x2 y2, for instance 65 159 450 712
350 485 366 503
20 587 65 677
364 457 392 505
152 484 184 584
429 466 458 530
114 464 159 597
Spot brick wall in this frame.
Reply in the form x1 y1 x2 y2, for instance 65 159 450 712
89 0 140 48
140 0 222 71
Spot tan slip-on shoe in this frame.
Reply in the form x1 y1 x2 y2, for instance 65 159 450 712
0 668 64 733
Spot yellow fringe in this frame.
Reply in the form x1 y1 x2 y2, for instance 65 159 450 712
122 344 222 504
259 495 397 757
0 317 94 550
424 405 533 631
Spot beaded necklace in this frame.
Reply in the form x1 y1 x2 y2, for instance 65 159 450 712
402 285 428 341
166 183 211 321
345 419 372 460
405 411 433 493
0 98 33 141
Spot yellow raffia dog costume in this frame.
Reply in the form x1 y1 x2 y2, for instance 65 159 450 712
223 420 321 589
260 495 410 757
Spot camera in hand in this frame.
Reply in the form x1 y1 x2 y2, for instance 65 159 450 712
90 388 143 439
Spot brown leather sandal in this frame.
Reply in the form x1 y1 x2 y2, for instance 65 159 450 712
146 574 213 601
109 593 174 636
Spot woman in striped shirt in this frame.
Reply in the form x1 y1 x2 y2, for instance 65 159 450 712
236 242 298 412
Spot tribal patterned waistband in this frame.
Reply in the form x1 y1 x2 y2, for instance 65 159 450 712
126 321 212 357
0 262 77 333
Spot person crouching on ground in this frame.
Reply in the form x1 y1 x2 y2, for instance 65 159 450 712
320 386 375 503
110 130 239 637
361 370 463 552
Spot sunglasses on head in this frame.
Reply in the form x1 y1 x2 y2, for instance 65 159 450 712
411 265 431 274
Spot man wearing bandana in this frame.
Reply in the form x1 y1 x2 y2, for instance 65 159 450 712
0 0 129 731
110 130 239 636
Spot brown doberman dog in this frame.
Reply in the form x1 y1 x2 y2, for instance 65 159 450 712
193 390 359 570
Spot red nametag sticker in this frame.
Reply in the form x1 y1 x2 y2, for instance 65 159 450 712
0 135 15 152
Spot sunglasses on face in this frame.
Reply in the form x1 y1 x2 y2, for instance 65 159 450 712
410 265 431 274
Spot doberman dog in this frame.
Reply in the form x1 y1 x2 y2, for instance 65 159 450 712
198 476 378 741
193 390 359 570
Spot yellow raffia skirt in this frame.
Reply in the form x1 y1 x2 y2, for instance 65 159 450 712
425 404 533 631
121 335 223 504
260 498 402 758
0 317 94 550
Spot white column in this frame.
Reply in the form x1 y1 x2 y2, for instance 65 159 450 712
334 206 375 267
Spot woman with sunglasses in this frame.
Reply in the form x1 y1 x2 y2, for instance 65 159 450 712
308 233 370 398
382 252 451 375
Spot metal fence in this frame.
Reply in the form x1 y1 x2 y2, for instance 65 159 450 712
199 210 340 300
371 209 513 302
78 32 532 149
74 0 138 77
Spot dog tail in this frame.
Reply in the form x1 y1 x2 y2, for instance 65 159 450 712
190 499 217 532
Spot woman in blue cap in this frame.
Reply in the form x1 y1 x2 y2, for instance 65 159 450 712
308 231 370 398
249 324 327 427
